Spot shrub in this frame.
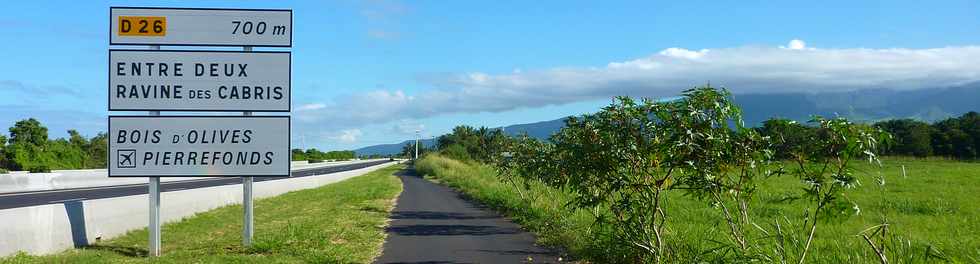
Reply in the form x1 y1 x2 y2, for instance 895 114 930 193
439 144 471 161
499 86 891 263
500 86 776 262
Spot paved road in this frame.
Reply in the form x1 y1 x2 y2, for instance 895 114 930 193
376 169 562 264
0 160 392 210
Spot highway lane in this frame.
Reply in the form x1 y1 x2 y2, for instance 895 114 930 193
0 160 393 210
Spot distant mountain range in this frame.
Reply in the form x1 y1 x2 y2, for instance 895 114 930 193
355 138 438 157
356 83 980 156
736 82 980 125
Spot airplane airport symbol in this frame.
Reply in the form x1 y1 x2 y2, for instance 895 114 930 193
117 149 137 168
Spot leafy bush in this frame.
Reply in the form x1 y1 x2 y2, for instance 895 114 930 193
438 144 471 161
772 116 890 263
497 86 891 263
500 87 757 262
434 126 510 163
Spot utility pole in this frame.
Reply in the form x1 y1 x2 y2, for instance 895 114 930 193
415 130 420 160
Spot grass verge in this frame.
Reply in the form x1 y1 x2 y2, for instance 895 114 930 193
2 164 405 263
416 154 980 263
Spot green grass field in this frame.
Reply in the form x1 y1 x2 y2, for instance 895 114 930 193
416 155 980 263
1 164 405 264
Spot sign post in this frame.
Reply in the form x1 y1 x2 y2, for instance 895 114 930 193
148 44 161 258
243 45 255 247
109 7 292 256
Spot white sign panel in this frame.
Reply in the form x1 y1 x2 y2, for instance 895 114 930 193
109 50 290 112
110 7 292 47
109 116 290 177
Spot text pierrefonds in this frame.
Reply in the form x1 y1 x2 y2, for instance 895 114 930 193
108 116 290 177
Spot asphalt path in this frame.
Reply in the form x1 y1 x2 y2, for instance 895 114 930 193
376 169 562 264
0 160 392 210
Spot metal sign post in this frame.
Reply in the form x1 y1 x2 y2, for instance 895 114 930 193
243 45 254 247
148 44 162 258
243 175 254 247
149 175 160 257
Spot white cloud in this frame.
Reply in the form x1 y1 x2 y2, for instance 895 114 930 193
658 47 710 59
297 40 980 131
298 129 364 146
298 103 325 111
335 129 363 143
782 39 808 50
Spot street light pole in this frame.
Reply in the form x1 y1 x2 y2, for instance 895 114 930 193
414 130 420 160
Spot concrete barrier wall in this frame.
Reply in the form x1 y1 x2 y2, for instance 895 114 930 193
0 161 398 256
0 159 377 194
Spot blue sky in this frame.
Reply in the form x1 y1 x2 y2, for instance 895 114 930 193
1 0 979 150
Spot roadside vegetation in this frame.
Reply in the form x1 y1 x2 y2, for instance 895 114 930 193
1 164 404 263
418 155 979 263
0 118 107 172
415 85 979 263
290 148 356 162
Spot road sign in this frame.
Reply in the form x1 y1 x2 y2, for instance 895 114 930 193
110 7 292 47
109 50 291 112
108 116 290 177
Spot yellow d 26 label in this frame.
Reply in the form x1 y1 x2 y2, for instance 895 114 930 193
118 16 166 36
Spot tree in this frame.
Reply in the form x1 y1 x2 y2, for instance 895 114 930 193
64 130 90 168
291 148 307 161
957 111 980 159
436 125 509 163
758 118 814 159
932 117 977 159
290 148 354 161
68 130 87 148
305 148 324 161
86 133 108 168
401 142 428 159
9 118 48 147
0 134 7 170
874 119 933 157
5 118 50 171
